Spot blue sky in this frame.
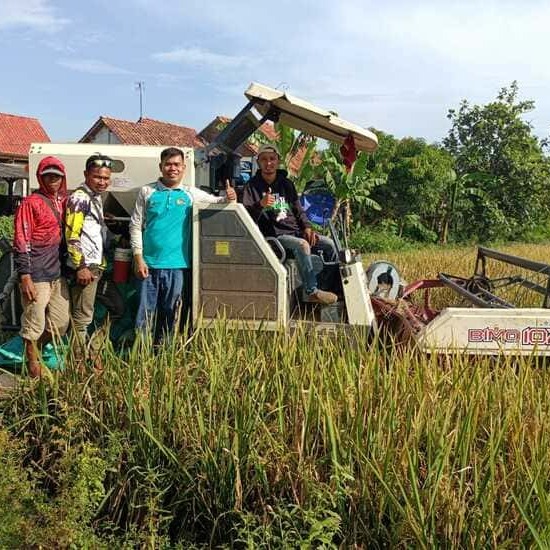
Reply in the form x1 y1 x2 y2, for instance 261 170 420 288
2 0 549 144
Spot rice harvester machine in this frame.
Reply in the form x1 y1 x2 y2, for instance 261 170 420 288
4 82 550 357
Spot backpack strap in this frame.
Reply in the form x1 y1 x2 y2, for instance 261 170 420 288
34 191 63 230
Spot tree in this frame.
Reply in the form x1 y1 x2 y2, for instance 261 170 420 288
443 81 550 241
368 135 455 242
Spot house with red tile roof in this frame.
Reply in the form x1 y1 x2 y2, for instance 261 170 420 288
0 113 50 163
198 116 308 176
79 116 205 148
80 114 310 177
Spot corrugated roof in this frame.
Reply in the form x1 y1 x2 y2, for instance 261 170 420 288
0 163 27 180
0 113 50 158
80 116 205 148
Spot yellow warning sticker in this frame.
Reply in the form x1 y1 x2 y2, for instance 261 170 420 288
215 241 230 256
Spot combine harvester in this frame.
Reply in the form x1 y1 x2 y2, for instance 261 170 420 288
184 83 550 357
2 82 549 362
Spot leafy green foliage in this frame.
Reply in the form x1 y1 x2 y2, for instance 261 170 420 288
313 145 384 241
0 429 111 548
342 82 550 249
0 429 44 548
368 134 456 243
236 501 342 548
443 81 550 241
349 223 418 252
0 216 14 241
317 145 384 211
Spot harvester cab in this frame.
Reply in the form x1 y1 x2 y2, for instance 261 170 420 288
190 83 379 334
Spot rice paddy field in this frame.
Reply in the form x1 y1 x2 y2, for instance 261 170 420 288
1 243 550 548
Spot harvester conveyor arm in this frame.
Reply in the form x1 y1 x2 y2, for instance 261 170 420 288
515 278 550 298
203 100 271 155
477 247 550 275
438 273 513 308
487 275 550 298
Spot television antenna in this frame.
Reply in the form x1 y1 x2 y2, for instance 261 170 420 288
135 81 145 120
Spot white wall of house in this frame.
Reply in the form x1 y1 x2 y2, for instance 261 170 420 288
88 127 120 144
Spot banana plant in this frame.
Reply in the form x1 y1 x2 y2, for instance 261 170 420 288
254 122 318 190
316 147 384 230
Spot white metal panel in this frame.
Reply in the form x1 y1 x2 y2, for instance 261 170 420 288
28 143 195 191
245 82 378 152
192 202 288 329
341 260 377 329
416 307 550 355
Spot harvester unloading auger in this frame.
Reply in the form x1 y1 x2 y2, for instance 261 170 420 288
1 82 549 362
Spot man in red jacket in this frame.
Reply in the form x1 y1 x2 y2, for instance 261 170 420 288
13 156 70 377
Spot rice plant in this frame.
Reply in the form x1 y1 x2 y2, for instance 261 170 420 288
1 243 550 547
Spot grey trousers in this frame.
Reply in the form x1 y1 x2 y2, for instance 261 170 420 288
70 269 102 345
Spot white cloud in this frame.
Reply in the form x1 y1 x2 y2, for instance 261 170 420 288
333 1 550 82
150 72 194 87
57 59 132 75
42 30 110 54
0 0 69 31
213 0 550 140
152 47 249 69
5 0 549 142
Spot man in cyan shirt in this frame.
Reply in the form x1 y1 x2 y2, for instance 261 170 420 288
130 147 236 339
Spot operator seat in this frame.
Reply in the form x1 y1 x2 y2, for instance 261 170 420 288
265 236 337 298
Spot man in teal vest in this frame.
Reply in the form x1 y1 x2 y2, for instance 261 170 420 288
130 147 236 339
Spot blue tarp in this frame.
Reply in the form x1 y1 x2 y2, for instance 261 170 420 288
300 185 336 228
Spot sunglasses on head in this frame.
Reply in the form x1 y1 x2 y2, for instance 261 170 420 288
86 157 113 170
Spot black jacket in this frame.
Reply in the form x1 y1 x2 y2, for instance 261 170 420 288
242 170 310 238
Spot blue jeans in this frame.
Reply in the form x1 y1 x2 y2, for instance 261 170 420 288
277 234 337 295
136 268 185 338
